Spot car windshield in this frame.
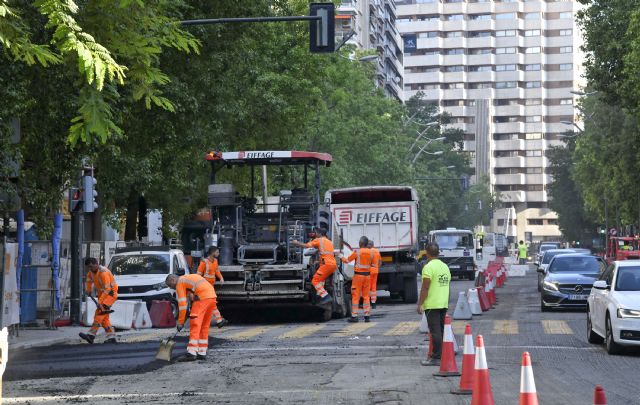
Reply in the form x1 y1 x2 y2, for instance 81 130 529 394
539 245 558 253
548 256 603 273
109 254 170 276
542 250 574 264
434 233 474 249
616 267 640 291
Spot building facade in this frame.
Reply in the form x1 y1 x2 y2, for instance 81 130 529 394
397 0 584 243
337 0 405 100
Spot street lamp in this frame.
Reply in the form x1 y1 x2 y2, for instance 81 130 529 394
570 90 599 97
560 120 584 133
339 54 379 62
408 123 439 153
412 137 445 164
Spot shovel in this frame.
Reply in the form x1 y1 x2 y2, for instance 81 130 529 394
156 329 181 361
89 295 114 314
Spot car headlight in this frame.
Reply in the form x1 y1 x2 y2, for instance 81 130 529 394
617 308 640 318
152 282 167 291
543 281 559 291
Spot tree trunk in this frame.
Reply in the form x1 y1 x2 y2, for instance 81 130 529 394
137 195 147 240
124 190 139 241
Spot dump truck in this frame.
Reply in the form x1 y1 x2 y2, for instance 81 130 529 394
326 186 419 303
203 150 349 320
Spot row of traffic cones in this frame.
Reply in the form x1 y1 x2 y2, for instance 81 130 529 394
427 317 609 404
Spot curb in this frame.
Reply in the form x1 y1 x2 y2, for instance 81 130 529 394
9 336 70 352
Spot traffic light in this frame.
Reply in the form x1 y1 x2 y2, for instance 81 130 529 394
69 187 82 212
82 173 98 213
309 3 335 53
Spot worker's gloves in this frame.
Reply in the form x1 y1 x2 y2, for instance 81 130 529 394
176 324 184 332
108 291 114 296
219 279 225 284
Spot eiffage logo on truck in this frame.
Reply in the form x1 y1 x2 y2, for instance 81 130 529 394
336 208 408 225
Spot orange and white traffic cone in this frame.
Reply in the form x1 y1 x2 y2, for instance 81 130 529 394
451 324 474 395
593 385 607 405
519 352 538 405
434 315 461 377
471 335 494 405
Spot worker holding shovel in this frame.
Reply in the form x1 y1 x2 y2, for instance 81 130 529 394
79 257 118 344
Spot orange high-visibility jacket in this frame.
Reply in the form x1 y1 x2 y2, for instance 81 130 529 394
197 258 223 284
343 248 374 272
176 274 216 324
304 237 336 265
371 248 382 271
85 266 118 298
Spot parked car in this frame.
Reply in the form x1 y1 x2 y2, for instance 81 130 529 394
536 249 576 292
587 260 640 354
540 254 606 311
536 242 561 264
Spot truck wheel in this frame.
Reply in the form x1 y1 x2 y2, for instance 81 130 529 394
402 275 418 303
320 307 333 322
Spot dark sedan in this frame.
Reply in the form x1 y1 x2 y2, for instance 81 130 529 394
540 254 606 311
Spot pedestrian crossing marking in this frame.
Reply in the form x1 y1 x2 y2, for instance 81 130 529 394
492 320 518 335
541 320 573 335
451 321 467 336
121 330 168 343
331 322 377 337
278 324 326 339
227 326 276 340
384 321 419 336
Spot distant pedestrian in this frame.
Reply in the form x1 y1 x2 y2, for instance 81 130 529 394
417 243 450 367
518 240 527 265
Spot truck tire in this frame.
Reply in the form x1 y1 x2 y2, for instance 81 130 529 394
402 274 418 303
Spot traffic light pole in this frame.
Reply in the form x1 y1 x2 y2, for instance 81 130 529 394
70 209 83 325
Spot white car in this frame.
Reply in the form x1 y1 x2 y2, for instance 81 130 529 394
587 260 640 354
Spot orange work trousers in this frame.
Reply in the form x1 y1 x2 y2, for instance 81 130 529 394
188 298 216 356
311 262 337 297
351 273 371 317
89 293 117 338
369 268 379 303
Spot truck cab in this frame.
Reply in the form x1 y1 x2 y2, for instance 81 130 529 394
606 236 640 263
428 228 476 280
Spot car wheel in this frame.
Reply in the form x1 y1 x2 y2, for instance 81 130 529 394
540 298 549 312
587 311 604 344
605 315 622 355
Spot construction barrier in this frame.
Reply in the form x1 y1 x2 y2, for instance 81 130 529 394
477 287 491 312
149 300 176 328
453 291 473 320
594 385 607 405
467 288 483 315
132 301 153 329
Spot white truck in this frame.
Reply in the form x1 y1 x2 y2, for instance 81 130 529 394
427 228 476 280
326 186 419 303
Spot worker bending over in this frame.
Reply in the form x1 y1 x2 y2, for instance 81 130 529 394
343 236 374 323
293 228 336 304
166 273 218 361
79 258 118 344
368 240 382 309
197 247 228 327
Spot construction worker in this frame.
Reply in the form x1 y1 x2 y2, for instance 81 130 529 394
518 240 528 265
165 273 217 361
292 228 337 304
417 242 451 366
197 247 225 286
367 240 382 309
342 236 373 323
79 257 118 344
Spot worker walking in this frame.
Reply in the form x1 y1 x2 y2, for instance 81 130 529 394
166 273 217 361
518 240 528 265
293 228 337 304
417 243 451 366
343 236 373 323
79 258 118 344
368 240 382 309
196 247 228 327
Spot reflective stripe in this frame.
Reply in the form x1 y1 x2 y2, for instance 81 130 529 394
318 237 330 256
198 339 208 344
178 305 187 310
194 279 207 289
177 298 187 302
179 279 197 289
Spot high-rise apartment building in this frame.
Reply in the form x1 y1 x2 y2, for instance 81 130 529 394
337 0 405 100
397 0 584 243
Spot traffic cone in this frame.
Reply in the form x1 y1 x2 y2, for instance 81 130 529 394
519 352 538 405
593 385 607 405
451 324 474 395
471 335 494 405
434 315 461 377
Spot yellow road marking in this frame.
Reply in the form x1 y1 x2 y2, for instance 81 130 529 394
122 331 168 343
278 324 326 339
226 326 275 340
331 322 377 337
492 320 519 335
384 321 419 336
451 321 468 336
542 320 573 334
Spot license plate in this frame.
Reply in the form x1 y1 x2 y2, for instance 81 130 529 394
449 265 460 269
569 294 588 300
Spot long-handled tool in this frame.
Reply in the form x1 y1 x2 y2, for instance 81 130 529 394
89 295 114 314
156 329 181 361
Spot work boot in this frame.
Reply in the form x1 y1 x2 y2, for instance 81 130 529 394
371 302 377 309
420 358 440 367
216 319 229 328
318 294 332 304
104 338 117 344
79 333 95 344
364 316 370 323
178 353 198 362
348 316 359 323
196 354 207 361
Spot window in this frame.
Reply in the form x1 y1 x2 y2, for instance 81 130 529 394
466 100 477 107
446 14 464 21
443 82 464 89
469 31 491 38
559 99 573 105
525 47 541 54
559 63 573 70
469 48 491 54
559 29 572 36
445 32 463 38
560 46 573 54
496 47 516 54
525 99 542 105
496 13 516 20
526 167 543 174
525 81 541 88
496 30 516 37
445 65 464 72
526 150 542 157
418 32 438 38
560 12 572 19
397 18 412 23
494 133 519 140
469 65 492 72
495 150 520 157
525 133 542 140
495 116 518 123
496 81 517 89
470 14 491 20
528 219 544 225
496 64 517 71
469 82 492 89
525 29 541 37
495 99 518 106
445 48 464 55
525 64 541 71
524 12 540 20
444 0 464 2
526 185 543 191
417 0 436 3
418 15 440 21
526 115 542 123
443 100 465 107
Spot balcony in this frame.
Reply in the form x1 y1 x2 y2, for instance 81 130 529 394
494 156 525 168
499 190 526 203
494 174 525 185
494 139 525 151
525 191 547 202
